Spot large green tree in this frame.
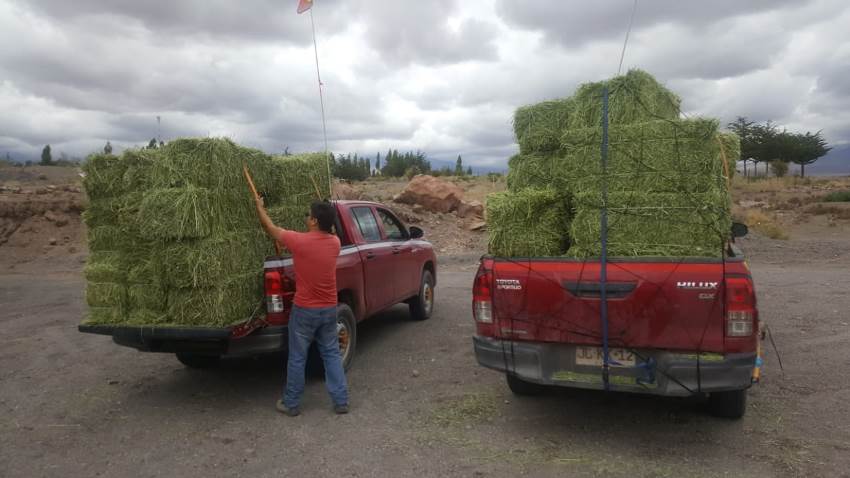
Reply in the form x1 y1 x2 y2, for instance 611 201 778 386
792 131 830 177
40 144 52 165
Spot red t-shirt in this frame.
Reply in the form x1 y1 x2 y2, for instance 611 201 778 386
278 230 341 308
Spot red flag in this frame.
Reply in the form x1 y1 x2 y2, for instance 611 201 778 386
297 0 313 14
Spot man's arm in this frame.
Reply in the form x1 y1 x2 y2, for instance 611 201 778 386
244 166 286 242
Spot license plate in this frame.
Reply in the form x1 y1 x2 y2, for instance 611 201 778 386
575 346 635 367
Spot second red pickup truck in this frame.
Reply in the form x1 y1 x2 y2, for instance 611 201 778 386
80 200 437 370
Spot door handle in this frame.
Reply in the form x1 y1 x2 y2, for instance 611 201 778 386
392 248 401 255
365 252 376 260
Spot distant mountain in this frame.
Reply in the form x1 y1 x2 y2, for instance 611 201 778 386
807 144 850 176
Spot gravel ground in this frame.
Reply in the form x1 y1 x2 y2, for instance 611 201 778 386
1 236 850 477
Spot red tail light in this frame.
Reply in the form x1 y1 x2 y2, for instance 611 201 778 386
725 276 756 340
265 270 294 325
472 260 495 336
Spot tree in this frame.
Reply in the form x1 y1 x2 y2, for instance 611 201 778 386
792 131 830 177
467 166 473 176
728 117 755 177
104 141 113 155
40 145 52 166
770 160 789 177
455 155 464 176
147 138 158 149
375 152 381 173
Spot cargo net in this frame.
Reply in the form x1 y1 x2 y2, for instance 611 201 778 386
487 69 741 393
81 138 332 328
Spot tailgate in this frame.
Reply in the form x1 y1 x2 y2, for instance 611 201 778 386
491 258 726 352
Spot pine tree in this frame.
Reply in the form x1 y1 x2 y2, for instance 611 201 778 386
455 155 464 176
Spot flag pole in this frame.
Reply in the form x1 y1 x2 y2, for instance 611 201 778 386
308 7 332 197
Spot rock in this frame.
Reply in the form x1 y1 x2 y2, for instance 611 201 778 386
37 173 48 180
68 246 77 253
456 200 484 219
412 369 420 378
48 238 58 245
43 210 68 227
468 220 487 231
394 175 464 213
34 187 48 195
412 204 427 214
46 185 57 192
332 182 361 200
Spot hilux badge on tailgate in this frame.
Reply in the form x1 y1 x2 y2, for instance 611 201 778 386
676 281 718 290
496 279 522 290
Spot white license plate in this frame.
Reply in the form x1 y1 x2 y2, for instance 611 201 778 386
575 346 635 367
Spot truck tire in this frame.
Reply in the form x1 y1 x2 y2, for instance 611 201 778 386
307 303 357 376
175 352 221 369
708 389 748 419
506 373 544 396
409 270 435 321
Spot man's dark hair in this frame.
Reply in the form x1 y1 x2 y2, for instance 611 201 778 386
311 201 336 233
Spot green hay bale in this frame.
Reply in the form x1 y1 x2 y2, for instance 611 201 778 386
513 99 572 154
121 148 160 192
150 138 276 192
270 153 332 205
506 153 557 192
155 231 273 289
127 283 167 311
83 252 128 283
135 186 257 240
123 309 169 326
567 69 681 130
486 189 571 257
127 259 160 284
82 153 128 200
569 191 731 258
166 272 264 327
717 132 740 179
558 118 724 194
85 282 127 308
87 225 129 252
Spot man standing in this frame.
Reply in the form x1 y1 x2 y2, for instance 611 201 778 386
244 167 349 416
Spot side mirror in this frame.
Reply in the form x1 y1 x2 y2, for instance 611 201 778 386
409 226 424 239
731 222 748 238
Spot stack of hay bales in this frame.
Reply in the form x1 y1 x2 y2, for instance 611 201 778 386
489 69 737 258
82 139 330 327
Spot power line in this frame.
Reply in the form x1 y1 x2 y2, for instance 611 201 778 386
617 0 639 75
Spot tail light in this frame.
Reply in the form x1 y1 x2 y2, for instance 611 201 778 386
725 276 756 337
472 260 495 336
265 269 294 325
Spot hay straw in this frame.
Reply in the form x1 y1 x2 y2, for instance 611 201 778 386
83 252 128 283
717 132 740 180
86 282 127 308
486 189 571 257
166 272 263 327
127 283 167 311
513 99 572 154
82 153 127 200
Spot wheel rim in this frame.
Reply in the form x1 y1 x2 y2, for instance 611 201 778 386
423 282 434 315
337 319 351 363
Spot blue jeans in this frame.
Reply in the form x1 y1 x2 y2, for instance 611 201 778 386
283 305 349 409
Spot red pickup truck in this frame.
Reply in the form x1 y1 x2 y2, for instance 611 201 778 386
79 200 437 371
472 227 759 418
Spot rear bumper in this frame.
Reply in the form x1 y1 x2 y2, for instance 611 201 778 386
78 324 288 356
473 336 755 397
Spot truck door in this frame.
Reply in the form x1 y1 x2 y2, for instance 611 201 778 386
375 207 418 301
350 206 395 312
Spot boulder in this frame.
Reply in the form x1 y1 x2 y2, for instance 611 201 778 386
456 200 484 219
394 175 464 213
44 210 69 227
468 220 487 231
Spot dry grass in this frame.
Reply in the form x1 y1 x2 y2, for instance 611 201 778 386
737 208 789 240
805 203 850 219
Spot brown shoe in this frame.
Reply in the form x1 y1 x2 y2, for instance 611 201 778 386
276 399 300 417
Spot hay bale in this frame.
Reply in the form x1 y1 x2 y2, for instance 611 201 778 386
166 272 263 327
569 191 731 258
135 186 257 241
558 118 724 194
86 282 127 308
83 252 128 283
567 69 681 130
87 225 128 251
155 231 273 289
513 99 572 153
82 153 127 199
506 153 556 192
150 138 276 192
84 307 124 325
127 283 167 311
486 189 571 257
270 153 332 205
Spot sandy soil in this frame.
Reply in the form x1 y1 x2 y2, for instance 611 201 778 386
2 167 850 476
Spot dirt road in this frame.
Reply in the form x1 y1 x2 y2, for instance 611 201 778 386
2 240 850 478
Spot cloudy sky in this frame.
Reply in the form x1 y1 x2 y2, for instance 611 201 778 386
1 0 849 170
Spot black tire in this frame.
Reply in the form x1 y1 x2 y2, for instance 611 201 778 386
175 352 221 369
307 303 357 376
409 269 435 321
506 373 544 396
708 389 748 419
